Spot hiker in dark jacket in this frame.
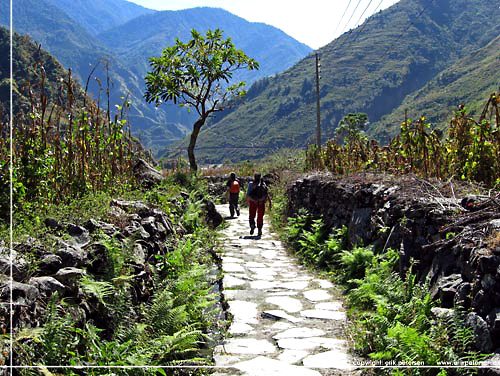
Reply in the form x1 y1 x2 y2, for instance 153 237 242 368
226 172 241 218
246 173 272 237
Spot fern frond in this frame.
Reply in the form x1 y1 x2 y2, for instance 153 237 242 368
79 275 115 305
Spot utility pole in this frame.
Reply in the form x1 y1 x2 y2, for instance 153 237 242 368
315 53 321 149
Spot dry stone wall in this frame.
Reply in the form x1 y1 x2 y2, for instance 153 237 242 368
0 197 224 356
286 172 500 353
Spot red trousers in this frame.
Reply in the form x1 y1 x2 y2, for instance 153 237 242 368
249 199 266 227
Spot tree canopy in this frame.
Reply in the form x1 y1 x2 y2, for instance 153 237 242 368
144 28 259 171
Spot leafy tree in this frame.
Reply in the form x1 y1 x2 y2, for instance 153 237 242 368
336 113 369 146
144 29 259 171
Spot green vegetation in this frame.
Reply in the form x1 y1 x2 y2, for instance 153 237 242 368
371 35 500 138
144 28 259 171
0 38 225 374
7 190 221 374
189 0 500 163
305 93 500 187
281 211 486 375
0 33 139 221
0 1 312 157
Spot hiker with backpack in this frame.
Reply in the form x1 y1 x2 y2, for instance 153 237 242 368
246 173 272 237
226 172 241 218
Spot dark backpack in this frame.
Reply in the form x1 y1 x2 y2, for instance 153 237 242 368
248 181 268 201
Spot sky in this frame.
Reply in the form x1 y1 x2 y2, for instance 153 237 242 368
125 0 400 49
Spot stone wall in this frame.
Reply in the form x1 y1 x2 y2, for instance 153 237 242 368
0 198 224 357
286 172 500 353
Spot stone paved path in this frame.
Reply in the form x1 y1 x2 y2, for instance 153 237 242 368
213 205 361 376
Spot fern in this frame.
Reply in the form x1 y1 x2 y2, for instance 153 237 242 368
79 276 115 306
340 245 375 283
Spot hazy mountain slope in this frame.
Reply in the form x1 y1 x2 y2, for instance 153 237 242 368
44 0 155 35
373 35 500 134
3 1 313 154
187 0 500 163
97 7 312 87
0 0 186 144
0 26 80 117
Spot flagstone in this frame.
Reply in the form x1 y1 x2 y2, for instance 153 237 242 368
249 267 276 275
314 279 334 288
268 291 299 296
215 204 354 374
223 263 246 273
266 296 303 313
302 350 354 370
245 261 267 268
250 280 278 289
277 337 346 351
241 247 261 255
261 250 279 259
300 309 346 320
273 327 326 339
233 356 321 376
278 281 310 290
315 301 343 311
222 338 277 355
303 289 331 301
223 275 247 288
229 300 259 324
262 310 302 323
229 322 255 335
278 349 310 364
270 321 294 331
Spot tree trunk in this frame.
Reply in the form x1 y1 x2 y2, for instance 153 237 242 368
188 117 206 172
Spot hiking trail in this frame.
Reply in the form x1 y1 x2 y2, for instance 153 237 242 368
213 204 362 376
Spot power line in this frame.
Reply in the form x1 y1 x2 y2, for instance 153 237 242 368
338 0 365 37
332 0 354 39
331 0 385 55
341 0 385 49
353 0 375 30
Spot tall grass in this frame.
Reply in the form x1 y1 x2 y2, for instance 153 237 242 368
0 57 144 220
306 93 500 187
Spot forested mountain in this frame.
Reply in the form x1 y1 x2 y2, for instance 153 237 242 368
0 26 84 118
0 0 170 143
44 0 155 35
187 0 500 163
1 0 312 154
371 34 500 135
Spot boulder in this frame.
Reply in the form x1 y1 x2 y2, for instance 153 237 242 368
56 246 87 268
0 281 39 306
110 199 149 213
133 158 165 188
466 312 493 353
430 273 462 308
0 250 29 281
473 290 495 317
29 276 65 298
44 217 63 230
487 308 500 335
38 254 63 275
141 216 157 236
54 267 85 290
67 224 90 247
204 199 223 228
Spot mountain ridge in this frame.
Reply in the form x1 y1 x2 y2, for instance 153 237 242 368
184 0 500 163
1 1 313 154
